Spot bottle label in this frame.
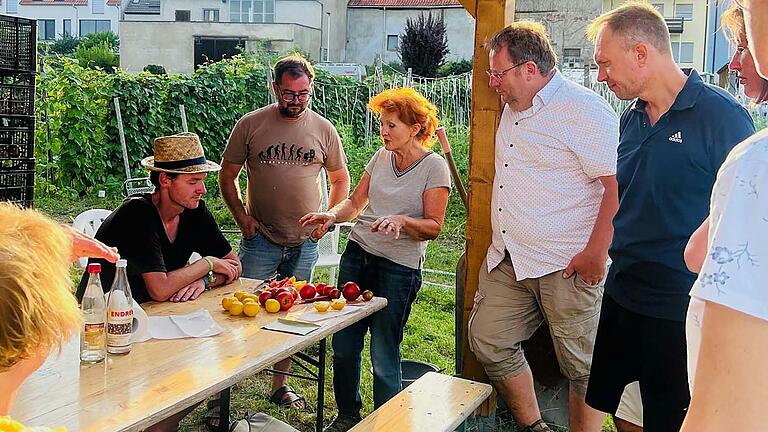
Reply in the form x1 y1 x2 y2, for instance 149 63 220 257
84 323 106 349
107 308 133 348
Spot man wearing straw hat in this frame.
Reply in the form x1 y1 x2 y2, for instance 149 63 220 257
76 132 242 431
77 132 241 306
219 53 350 410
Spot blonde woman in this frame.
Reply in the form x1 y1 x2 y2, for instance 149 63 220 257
0 203 118 430
301 88 450 431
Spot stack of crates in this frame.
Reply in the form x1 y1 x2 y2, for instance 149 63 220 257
0 15 36 208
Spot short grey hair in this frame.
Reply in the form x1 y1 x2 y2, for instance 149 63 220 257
587 1 671 54
485 21 557 75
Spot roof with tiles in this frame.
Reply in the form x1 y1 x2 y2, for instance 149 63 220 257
348 0 462 8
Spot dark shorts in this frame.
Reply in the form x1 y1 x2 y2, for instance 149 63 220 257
586 294 691 432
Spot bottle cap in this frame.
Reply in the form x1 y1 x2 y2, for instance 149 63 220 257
116 259 127 268
87 263 101 274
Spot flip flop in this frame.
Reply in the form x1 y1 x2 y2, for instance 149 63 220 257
269 385 306 410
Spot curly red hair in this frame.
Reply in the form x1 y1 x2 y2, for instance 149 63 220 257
368 87 440 148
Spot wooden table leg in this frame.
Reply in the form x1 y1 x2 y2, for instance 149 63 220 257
219 387 231 432
316 338 326 432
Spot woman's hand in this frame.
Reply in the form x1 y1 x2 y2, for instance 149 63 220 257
300 212 337 240
66 225 120 263
371 215 408 239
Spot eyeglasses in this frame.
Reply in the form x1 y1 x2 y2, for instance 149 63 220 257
486 60 529 81
278 87 312 103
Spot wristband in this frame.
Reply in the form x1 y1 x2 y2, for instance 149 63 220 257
203 256 216 284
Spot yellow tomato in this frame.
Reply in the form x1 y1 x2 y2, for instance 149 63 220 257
294 280 307 289
243 303 260 317
265 298 281 313
229 301 244 316
234 291 248 301
314 301 330 312
242 298 256 305
331 299 346 310
222 297 235 311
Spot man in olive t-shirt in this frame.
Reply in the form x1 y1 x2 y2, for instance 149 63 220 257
219 54 350 410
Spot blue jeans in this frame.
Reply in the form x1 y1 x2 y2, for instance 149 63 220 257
332 240 422 415
239 232 319 281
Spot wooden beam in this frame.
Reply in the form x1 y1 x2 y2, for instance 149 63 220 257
459 0 477 18
461 0 514 415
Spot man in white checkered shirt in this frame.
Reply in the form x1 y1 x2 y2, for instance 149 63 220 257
467 22 619 432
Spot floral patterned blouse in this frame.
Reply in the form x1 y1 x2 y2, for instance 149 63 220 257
687 129 768 389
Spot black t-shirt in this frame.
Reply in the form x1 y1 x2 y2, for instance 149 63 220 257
76 194 232 304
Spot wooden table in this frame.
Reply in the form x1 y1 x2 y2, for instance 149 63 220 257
12 278 387 432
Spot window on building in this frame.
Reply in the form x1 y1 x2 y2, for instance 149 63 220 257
230 0 275 23
387 35 399 51
675 3 693 21
651 3 665 16
79 20 111 36
671 41 694 63
6 0 17 14
563 47 582 67
175 10 191 22
63 19 71 36
92 0 104 14
203 9 220 22
37 20 55 40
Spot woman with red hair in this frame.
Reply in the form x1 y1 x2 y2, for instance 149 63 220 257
302 87 451 431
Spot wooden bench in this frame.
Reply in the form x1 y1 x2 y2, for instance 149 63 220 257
349 372 493 432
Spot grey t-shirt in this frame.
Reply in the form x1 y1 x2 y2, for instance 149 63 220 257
349 148 451 269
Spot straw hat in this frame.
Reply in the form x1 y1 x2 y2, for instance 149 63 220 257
141 132 221 174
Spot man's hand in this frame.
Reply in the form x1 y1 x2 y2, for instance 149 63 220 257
212 256 241 283
66 225 120 263
235 213 259 239
169 278 206 302
563 248 607 286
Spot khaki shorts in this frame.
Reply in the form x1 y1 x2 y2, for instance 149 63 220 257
615 382 643 427
468 255 603 395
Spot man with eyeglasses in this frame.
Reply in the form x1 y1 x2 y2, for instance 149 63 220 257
219 54 350 412
466 22 619 432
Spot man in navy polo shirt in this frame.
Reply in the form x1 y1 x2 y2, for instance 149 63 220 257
584 4 755 432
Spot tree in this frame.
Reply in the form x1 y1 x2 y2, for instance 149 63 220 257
49 34 81 55
399 12 449 78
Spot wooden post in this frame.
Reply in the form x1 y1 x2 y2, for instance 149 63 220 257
458 0 514 416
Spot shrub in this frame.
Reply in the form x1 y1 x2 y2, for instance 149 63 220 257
50 34 81 55
80 31 119 52
437 59 472 77
399 12 449 78
143 64 167 75
75 41 118 72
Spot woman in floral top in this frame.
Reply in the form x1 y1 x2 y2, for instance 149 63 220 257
682 1 768 430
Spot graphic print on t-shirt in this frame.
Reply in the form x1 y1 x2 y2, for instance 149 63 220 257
258 142 317 165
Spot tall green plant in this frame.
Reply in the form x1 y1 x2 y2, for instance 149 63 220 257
75 41 118 72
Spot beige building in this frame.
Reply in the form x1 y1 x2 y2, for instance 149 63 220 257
602 0 710 72
120 0 348 74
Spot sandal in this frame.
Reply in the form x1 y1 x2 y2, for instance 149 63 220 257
521 419 552 432
203 398 222 432
269 385 306 410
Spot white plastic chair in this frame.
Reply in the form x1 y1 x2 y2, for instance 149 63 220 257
72 209 112 268
312 169 353 285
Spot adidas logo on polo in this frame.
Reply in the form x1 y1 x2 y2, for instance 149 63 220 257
668 131 683 143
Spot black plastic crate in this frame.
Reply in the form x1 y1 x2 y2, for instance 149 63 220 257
0 72 34 115
0 15 36 73
0 115 34 159
0 157 34 207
